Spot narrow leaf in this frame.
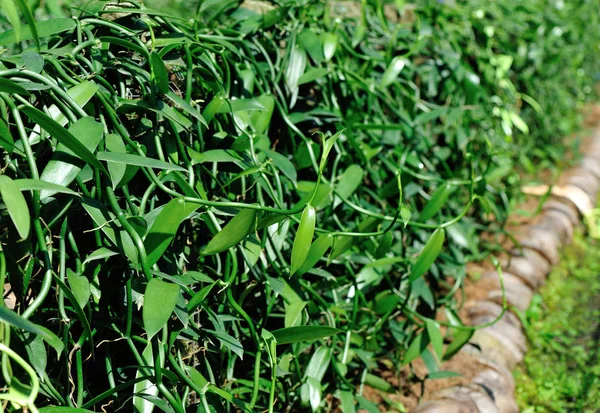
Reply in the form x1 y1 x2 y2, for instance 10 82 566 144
272 326 341 345
203 208 257 255
144 198 201 266
97 151 187 172
143 278 180 339
409 228 445 283
0 175 30 239
290 205 316 275
0 306 64 356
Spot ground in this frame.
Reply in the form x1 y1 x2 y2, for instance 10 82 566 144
514 228 600 412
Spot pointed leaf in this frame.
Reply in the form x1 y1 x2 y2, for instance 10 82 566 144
271 326 341 345
426 319 444 360
419 184 453 221
409 228 445 282
0 306 64 356
67 269 91 310
14 179 79 196
21 108 107 174
0 77 30 95
143 279 180 339
203 208 257 255
0 175 30 239
443 329 474 361
295 234 332 276
39 117 103 199
381 56 406 88
97 152 187 172
290 205 316 275
150 51 169 95
144 198 201 266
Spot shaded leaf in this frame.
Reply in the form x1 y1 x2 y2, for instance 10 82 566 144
203 208 257 255
0 175 30 239
272 326 341 345
409 228 445 282
143 278 180 339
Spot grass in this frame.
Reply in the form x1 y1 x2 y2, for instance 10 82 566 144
515 229 600 413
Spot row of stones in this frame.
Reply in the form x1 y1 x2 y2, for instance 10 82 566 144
413 129 600 413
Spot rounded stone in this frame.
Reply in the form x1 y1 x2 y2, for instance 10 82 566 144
432 384 500 413
542 198 580 226
413 399 478 413
465 300 521 329
581 157 600 180
514 225 561 265
468 329 524 370
471 362 518 413
535 210 574 245
478 271 533 312
501 249 551 289
560 168 600 201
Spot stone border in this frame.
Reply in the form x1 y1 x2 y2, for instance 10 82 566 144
412 126 600 413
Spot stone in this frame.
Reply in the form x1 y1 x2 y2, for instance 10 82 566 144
581 157 600 180
501 248 551 289
477 271 533 312
430 384 500 413
535 210 574 245
542 198 580 226
560 167 600 201
513 225 561 265
467 329 524 370
471 360 518 413
413 399 478 413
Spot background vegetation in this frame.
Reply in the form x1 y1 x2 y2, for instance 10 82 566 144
0 0 598 412
516 229 600 413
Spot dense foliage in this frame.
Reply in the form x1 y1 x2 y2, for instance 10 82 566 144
0 0 598 412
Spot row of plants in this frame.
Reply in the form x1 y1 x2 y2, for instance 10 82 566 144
0 0 598 412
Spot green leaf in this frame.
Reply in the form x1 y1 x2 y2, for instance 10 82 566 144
419 184 453 222
284 301 307 328
38 117 104 200
0 77 30 95
203 208 257 255
105 134 127 188
143 278 180 339
67 269 91 310
263 149 297 184
97 151 187 172
28 81 98 145
322 32 338 62
1 0 21 42
186 283 216 312
207 329 244 359
0 17 76 46
402 331 429 365
443 329 473 360
400 205 411 228
0 118 14 154
133 343 158 413
285 46 307 107
82 247 119 265
21 108 107 175
14 179 79 196
39 407 95 413
0 175 30 239
339 391 356 413
381 56 406 88
364 373 394 393
409 228 445 283
0 306 64 356
425 319 444 360
165 91 208 127
335 165 363 201
295 234 332 276
414 108 447 125
271 326 341 345
144 198 201 266
299 30 324 64
150 52 169 94
15 0 39 50
250 94 275 134
216 98 266 113
290 205 316 275
319 130 343 172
